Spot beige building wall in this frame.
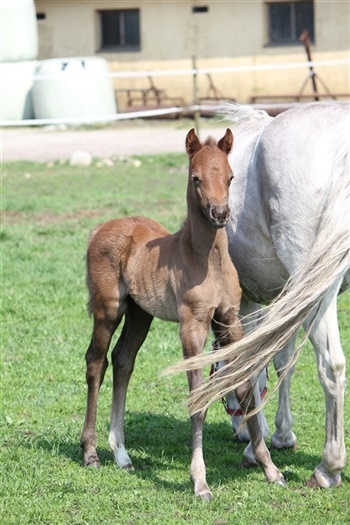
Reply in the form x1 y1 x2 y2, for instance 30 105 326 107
34 0 349 109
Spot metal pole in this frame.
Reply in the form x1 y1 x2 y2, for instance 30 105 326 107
192 56 200 137
299 30 319 101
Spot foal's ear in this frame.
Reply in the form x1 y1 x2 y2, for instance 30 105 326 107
218 128 234 155
186 128 202 159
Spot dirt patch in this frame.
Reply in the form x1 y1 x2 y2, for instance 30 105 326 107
2 208 105 226
2 120 222 162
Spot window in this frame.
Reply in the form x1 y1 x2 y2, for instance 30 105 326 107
192 6 209 13
267 2 314 44
99 9 140 51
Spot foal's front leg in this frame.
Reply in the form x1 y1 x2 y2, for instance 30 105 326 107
180 312 211 501
235 382 286 486
229 298 269 444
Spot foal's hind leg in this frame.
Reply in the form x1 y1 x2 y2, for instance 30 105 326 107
304 280 346 488
81 313 122 467
109 299 153 469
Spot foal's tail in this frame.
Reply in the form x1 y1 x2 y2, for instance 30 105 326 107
164 108 350 417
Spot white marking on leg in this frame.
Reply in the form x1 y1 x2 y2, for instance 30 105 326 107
109 431 133 469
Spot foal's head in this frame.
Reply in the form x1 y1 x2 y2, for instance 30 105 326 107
186 128 234 228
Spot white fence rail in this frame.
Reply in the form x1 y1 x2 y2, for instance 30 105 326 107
1 58 349 127
32 59 349 80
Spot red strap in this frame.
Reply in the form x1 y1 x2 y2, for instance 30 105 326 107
223 386 268 417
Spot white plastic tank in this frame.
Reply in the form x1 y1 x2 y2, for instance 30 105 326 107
1 0 38 62
32 57 117 120
1 61 38 120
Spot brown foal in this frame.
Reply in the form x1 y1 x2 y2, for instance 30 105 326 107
80 128 284 501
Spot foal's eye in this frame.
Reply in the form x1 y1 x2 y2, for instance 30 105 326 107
228 175 234 186
192 176 201 186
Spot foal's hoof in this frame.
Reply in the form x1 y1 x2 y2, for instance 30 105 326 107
275 475 287 487
84 454 100 468
196 489 213 502
194 481 213 502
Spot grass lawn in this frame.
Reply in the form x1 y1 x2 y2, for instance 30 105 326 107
1 155 349 525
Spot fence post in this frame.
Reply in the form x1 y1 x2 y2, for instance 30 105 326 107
192 56 200 138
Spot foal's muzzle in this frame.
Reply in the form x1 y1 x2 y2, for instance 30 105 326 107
208 204 230 228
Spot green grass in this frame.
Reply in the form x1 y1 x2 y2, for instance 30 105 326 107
1 157 349 525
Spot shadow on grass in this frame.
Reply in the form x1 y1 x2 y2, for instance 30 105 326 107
26 410 338 492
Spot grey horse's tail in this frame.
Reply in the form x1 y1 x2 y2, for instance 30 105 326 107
164 106 350 417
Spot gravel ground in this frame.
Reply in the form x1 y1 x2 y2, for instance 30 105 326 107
2 119 223 162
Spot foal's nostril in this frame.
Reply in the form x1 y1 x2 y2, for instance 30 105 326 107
210 207 217 220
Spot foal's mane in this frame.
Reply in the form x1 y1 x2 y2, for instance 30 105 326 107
203 136 218 147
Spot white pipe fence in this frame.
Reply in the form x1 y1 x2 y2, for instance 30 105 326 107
32 58 349 80
2 58 349 127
